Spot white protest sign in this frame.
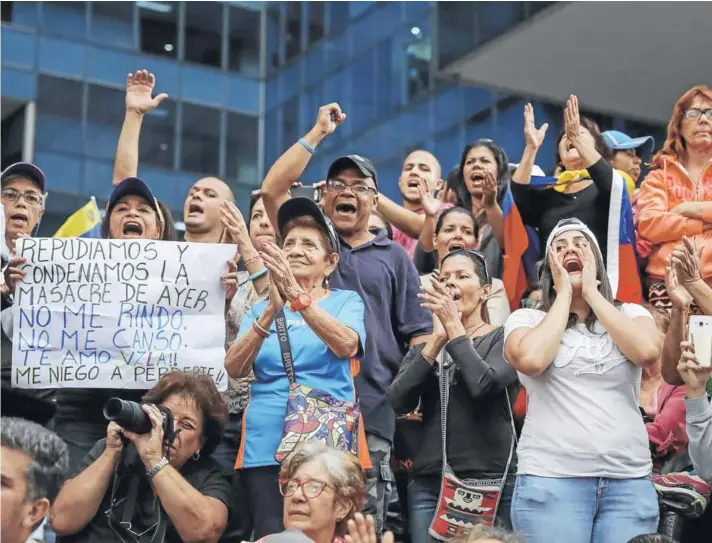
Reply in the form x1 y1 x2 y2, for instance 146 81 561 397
12 238 235 391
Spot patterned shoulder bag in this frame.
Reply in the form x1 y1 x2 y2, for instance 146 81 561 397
428 350 518 541
273 309 361 463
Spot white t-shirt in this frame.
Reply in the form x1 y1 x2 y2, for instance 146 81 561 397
503 304 653 478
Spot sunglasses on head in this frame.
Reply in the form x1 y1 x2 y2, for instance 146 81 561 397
442 248 490 283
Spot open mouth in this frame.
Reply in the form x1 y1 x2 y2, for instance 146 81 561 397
407 178 421 188
448 243 464 252
122 221 144 236
335 202 357 214
187 202 204 215
563 258 583 273
10 214 28 225
452 292 462 301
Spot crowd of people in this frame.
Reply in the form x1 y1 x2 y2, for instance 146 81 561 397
1 70 712 543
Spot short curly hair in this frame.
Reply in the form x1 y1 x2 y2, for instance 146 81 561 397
279 442 366 536
141 372 228 457
465 525 524 543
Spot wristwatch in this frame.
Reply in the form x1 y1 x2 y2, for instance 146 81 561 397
290 292 312 312
146 456 169 479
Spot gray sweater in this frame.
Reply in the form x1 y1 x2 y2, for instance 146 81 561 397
685 395 712 484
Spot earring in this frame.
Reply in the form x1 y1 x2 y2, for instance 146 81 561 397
193 451 201 461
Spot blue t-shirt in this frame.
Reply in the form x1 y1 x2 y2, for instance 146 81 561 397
330 230 432 443
237 289 366 468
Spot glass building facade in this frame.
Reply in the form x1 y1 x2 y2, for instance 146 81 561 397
1 1 666 234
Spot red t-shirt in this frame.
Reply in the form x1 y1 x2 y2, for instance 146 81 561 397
392 203 453 260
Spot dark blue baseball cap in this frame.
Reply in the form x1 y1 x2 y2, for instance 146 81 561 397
277 197 340 254
107 177 159 214
602 131 655 162
1 162 46 193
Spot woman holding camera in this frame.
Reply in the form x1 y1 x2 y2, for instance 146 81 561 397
50 372 230 543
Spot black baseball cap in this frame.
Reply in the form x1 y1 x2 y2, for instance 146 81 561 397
327 155 378 189
277 197 340 254
108 177 160 214
1 162 46 193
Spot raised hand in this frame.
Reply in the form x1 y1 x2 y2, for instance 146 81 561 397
105 421 124 457
671 236 703 287
220 201 250 246
266 272 285 314
481 169 499 209
344 513 394 543
418 275 463 339
580 248 600 299
677 341 712 398
417 178 441 217
221 260 239 307
523 103 549 150
260 242 303 303
548 249 572 302
665 257 693 308
2 256 26 293
314 103 346 137
125 70 168 115
564 95 581 145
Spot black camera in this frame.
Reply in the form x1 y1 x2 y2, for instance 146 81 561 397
103 398 175 437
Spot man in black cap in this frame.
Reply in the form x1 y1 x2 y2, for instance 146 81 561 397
262 104 431 536
1 162 56 426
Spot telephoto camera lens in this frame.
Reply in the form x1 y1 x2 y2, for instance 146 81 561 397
103 398 152 434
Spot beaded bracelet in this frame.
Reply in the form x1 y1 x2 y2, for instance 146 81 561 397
252 320 270 338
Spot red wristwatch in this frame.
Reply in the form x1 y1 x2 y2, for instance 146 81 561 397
290 293 312 312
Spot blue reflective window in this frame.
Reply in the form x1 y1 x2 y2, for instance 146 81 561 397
84 159 114 199
1 29 36 68
405 19 431 101
477 2 524 45
349 2 372 19
348 50 375 137
375 38 396 118
327 1 348 36
266 4 281 74
181 65 225 106
266 77 279 111
38 37 86 77
141 102 177 170
434 125 462 173
86 47 137 86
306 1 324 46
185 1 223 69
0 67 36 101
34 152 83 194
404 1 430 23
226 112 259 186
36 75 83 156
3 2 40 28
304 42 325 87
180 103 221 176
460 86 495 116
495 99 527 159
281 61 301 102
229 5 261 77
433 85 460 134
264 108 281 172
41 2 87 40
138 1 177 59
89 2 133 49
437 3 475 69
226 74 260 114
324 31 348 74
285 1 302 61
86 84 125 162
282 96 299 151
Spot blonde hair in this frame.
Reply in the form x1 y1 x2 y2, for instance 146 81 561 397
279 443 366 536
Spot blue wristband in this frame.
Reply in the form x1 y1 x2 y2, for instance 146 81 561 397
298 138 315 154
248 268 268 282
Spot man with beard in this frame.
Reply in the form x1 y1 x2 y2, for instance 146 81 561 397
376 150 451 260
261 103 431 537
112 70 236 243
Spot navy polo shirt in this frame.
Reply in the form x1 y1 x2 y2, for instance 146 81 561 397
330 230 432 443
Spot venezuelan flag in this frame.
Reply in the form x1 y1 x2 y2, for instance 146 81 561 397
502 187 531 311
54 197 101 238
605 170 643 303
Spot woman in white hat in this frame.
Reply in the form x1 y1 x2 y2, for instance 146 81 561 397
503 218 662 542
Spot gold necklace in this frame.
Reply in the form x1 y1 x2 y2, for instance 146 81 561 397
466 323 488 338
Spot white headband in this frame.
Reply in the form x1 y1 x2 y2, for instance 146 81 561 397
545 218 601 257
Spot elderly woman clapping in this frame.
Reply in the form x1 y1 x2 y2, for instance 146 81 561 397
225 198 369 539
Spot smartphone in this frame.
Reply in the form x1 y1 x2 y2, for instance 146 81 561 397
291 185 323 202
689 316 712 368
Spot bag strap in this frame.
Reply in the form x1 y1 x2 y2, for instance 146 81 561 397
438 341 518 477
274 309 296 384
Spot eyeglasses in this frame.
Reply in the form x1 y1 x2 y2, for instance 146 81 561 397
326 179 377 196
1 188 44 206
520 297 543 310
279 478 332 499
684 108 712 120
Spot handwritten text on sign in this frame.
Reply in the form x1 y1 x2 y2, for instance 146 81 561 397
12 238 235 391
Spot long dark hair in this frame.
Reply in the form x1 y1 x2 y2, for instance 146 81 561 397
539 229 615 332
440 248 491 324
454 139 511 209
435 206 478 241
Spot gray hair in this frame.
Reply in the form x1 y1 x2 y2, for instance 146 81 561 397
1 417 69 504
466 525 524 543
1 174 46 209
279 442 366 536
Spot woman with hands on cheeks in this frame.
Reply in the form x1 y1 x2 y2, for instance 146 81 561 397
50 372 231 543
503 218 662 542
225 198 369 539
387 249 520 539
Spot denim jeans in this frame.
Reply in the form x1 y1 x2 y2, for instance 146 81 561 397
511 475 660 543
408 474 514 543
